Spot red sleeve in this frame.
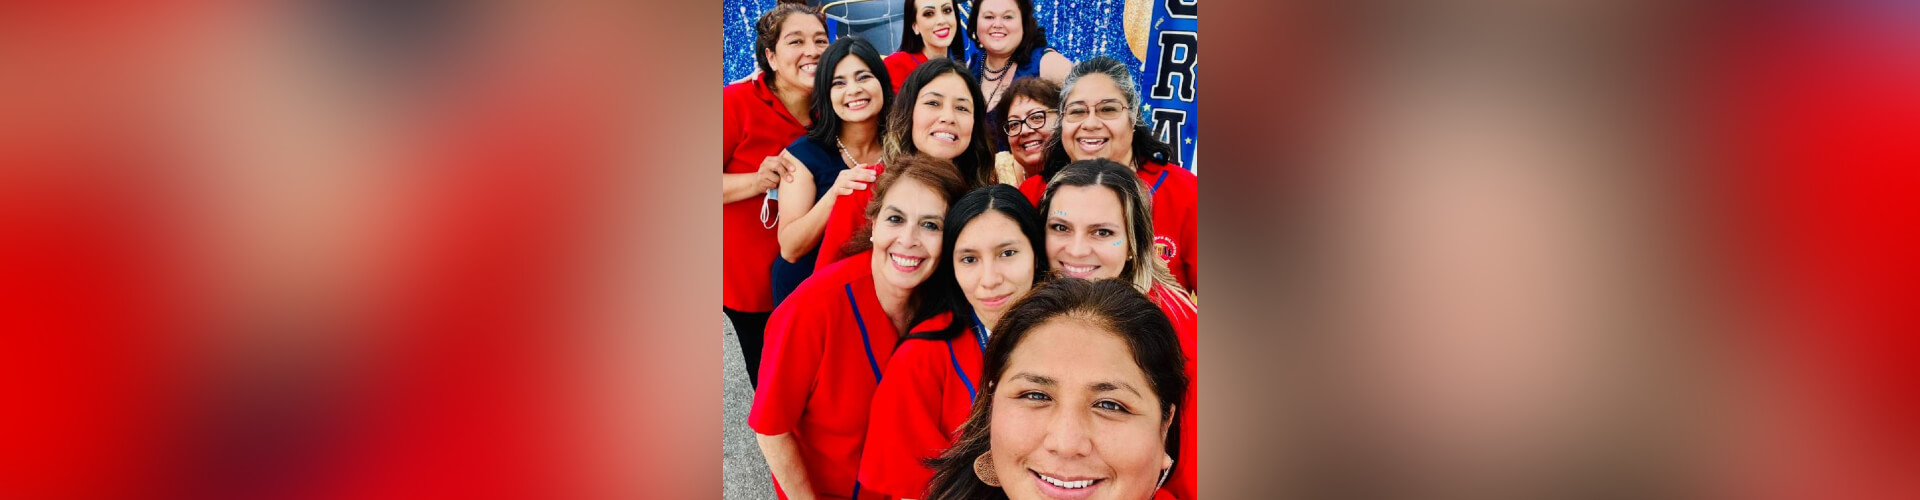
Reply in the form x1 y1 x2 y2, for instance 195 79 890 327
860 341 951 499
1179 189 1198 292
748 296 827 436
1155 287 1199 500
883 53 912 93
815 190 867 272
723 84 744 169
1019 175 1045 207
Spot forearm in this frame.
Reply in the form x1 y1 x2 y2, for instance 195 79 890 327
779 195 837 262
723 172 768 204
756 432 817 500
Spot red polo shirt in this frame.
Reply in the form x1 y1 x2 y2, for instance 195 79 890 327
750 251 899 500
1140 161 1199 293
1021 161 1200 292
723 75 809 312
1149 283 1199 500
860 312 987 499
882 52 928 93
814 164 886 272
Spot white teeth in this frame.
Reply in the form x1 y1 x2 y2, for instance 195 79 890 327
1038 473 1094 489
890 255 923 267
933 132 958 141
1078 138 1106 145
1061 263 1096 274
1021 140 1042 150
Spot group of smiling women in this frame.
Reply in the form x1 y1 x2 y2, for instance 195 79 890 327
722 1 1197 499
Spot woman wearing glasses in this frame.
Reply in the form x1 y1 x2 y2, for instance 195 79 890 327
988 77 1061 185
1020 56 1196 295
968 0 1073 112
884 0 967 92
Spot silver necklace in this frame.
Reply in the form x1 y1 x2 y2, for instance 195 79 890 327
837 137 874 169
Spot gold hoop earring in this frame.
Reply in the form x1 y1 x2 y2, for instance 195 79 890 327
973 452 1000 487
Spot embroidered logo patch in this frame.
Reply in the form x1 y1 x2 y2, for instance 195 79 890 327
1153 235 1177 263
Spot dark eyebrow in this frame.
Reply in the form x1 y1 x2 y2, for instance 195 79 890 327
957 239 1020 253
918 214 943 222
1012 372 1054 386
923 91 946 99
1091 381 1144 398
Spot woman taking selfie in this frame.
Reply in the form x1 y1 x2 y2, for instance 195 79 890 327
860 185 1048 499
751 155 970 500
816 59 997 273
884 0 967 92
1038 158 1199 500
1021 56 1197 294
723 1 828 387
922 277 1188 500
771 36 895 306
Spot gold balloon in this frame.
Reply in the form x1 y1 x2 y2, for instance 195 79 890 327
1124 0 1151 62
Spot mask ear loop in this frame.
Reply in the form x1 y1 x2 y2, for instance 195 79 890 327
759 192 778 230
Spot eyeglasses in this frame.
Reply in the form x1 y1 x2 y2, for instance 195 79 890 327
1002 109 1058 136
1060 102 1132 124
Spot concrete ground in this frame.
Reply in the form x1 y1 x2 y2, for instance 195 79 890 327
723 313 777 499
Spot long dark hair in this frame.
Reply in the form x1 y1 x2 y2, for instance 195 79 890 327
805 37 895 147
752 1 825 92
1039 56 1180 180
897 0 968 61
967 0 1048 67
921 278 1189 500
907 184 1047 342
885 58 998 189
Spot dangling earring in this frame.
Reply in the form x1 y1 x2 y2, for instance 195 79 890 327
973 452 1001 486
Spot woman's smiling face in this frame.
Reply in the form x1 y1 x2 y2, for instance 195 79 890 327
1060 73 1135 165
911 73 976 160
870 178 948 292
1045 184 1129 282
829 55 884 123
1004 96 1056 169
766 14 828 93
974 0 1024 57
911 0 958 52
989 316 1172 500
952 210 1036 328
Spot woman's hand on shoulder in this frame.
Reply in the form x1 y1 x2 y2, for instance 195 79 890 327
757 155 795 191
828 165 878 197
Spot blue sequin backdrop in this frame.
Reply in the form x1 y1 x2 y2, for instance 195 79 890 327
724 0 1195 170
